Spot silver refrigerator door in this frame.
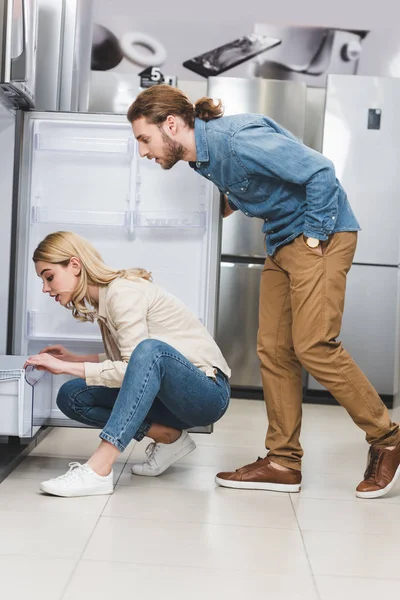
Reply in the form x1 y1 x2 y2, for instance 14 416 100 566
308 264 398 396
322 74 400 266
393 269 400 421
35 0 93 112
308 75 400 398
207 77 307 136
217 263 263 388
208 77 308 389
208 77 307 258
0 103 15 353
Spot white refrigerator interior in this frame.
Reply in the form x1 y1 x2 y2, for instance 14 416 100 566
308 75 400 397
9 112 219 428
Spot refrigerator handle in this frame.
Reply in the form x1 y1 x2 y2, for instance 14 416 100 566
11 0 28 82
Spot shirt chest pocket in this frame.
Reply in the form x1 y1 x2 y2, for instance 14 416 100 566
225 178 250 198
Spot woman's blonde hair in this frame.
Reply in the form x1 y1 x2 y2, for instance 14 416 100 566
127 84 224 128
33 231 152 323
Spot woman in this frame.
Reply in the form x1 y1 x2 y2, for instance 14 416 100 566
26 231 231 498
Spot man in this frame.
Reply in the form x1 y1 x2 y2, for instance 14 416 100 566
127 84 400 499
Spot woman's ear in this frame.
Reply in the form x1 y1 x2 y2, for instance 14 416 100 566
69 256 82 275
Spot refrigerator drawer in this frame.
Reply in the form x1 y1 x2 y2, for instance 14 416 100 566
0 356 52 437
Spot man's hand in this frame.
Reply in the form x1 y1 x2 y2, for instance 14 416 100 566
221 194 235 218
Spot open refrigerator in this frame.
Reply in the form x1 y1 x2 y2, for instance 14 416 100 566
0 111 220 436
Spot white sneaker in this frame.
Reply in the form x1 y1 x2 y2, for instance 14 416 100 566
39 462 114 497
131 431 196 477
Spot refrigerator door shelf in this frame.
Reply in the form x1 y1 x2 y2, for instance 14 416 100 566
32 206 130 229
27 310 101 342
0 356 52 437
31 206 207 232
135 211 206 230
34 132 135 157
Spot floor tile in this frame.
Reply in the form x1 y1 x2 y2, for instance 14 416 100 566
6 455 124 481
297 471 400 503
117 462 222 491
292 496 400 535
103 485 297 529
0 477 111 515
64 561 318 600
30 427 135 462
0 510 99 559
315 575 400 599
303 530 400 579
130 438 266 470
83 516 309 573
301 450 366 475
0 555 75 600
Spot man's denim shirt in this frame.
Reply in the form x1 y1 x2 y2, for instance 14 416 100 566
189 115 360 256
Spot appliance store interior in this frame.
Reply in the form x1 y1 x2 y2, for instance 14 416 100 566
1 2 400 599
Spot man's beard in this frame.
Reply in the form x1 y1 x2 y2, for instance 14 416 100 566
159 129 185 170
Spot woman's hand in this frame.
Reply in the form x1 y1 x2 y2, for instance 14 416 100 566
24 353 66 375
39 344 78 363
24 353 86 378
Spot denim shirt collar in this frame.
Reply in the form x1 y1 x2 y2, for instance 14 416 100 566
189 118 209 168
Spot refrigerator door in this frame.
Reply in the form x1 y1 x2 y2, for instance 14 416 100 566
0 103 15 354
207 77 307 137
217 262 262 388
323 75 400 266
307 264 398 396
35 0 93 111
393 269 400 421
208 77 307 258
12 112 219 367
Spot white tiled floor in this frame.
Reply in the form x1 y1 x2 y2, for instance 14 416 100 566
2 399 400 599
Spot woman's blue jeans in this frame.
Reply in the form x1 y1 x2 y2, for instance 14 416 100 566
57 339 231 452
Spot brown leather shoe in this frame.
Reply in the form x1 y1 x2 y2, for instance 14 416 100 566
356 441 400 499
215 456 302 492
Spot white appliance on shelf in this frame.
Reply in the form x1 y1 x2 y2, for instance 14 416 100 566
0 0 38 109
1 110 220 435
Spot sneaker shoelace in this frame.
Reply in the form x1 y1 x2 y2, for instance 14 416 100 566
144 442 160 463
53 462 87 483
364 448 382 481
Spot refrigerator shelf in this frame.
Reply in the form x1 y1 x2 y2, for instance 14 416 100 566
27 311 101 342
135 211 206 229
34 133 134 157
31 206 130 228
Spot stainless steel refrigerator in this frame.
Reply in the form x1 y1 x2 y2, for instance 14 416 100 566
209 74 400 403
208 76 308 392
307 75 400 402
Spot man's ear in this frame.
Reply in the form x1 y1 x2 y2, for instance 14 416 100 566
164 114 178 136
